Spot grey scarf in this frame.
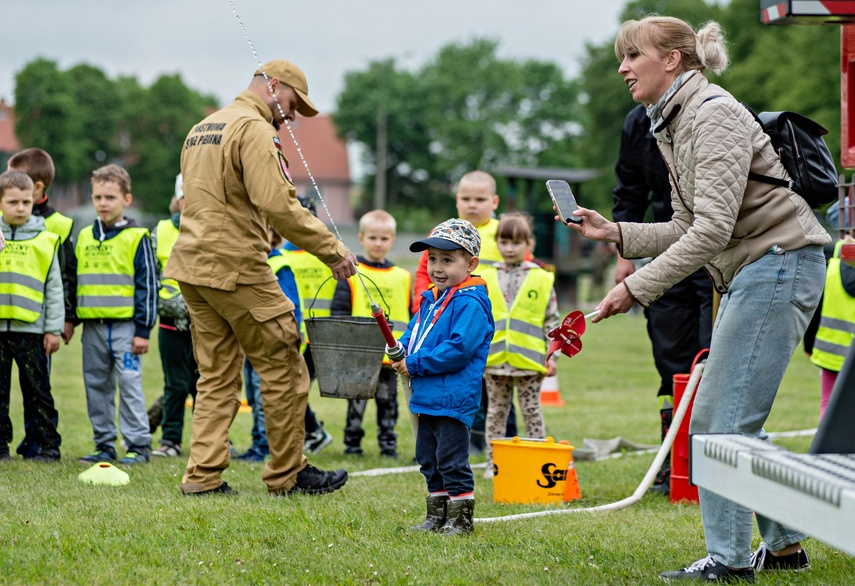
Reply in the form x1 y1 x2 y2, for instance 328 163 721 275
647 70 697 143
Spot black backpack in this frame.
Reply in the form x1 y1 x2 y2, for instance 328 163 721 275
747 109 839 209
704 97 839 209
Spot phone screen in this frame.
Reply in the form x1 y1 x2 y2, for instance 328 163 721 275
546 180 582 224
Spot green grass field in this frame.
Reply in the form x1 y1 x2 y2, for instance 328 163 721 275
0 313 853 585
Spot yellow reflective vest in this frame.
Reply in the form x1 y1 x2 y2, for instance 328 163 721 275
280 248 336 318
76 226 148 319
482 265 554 373
0 231 60 322
811 241 855 371
265 252 307 351
44 212 74 245
477 218 501 267
155 219 181 301
348 264 412 365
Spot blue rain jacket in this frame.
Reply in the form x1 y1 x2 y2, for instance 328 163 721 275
398 276 493 426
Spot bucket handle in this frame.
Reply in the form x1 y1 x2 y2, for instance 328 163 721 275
306 272 393 319
690 348 710 373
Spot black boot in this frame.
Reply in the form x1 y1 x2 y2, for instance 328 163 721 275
440 498 474 535
649 406 673 496
410 494 448 532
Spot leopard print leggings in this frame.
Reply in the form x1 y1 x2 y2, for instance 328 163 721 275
484 373 545 467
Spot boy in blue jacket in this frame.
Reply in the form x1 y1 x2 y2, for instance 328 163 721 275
391 218 494 535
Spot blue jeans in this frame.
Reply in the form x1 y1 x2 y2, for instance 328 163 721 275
416 414 474 496
690 245 824 568
243 358 268 454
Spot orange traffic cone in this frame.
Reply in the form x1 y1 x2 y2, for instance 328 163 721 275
540 375 565 407
563 453 581 501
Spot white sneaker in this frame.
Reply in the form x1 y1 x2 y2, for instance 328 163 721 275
304 428 333 455
151 444 182 457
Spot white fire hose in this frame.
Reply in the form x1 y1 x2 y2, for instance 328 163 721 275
476 362 704 523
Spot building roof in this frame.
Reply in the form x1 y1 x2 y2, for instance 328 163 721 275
278 115 350 184
0 99 21 154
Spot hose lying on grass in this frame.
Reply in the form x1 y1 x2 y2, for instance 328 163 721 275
475 362 704 523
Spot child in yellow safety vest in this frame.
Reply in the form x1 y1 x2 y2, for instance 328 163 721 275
75 164 158 465
479 212 560 477
0 170 63 462
804 202 855 420
331 209 413 458
7 148 77 459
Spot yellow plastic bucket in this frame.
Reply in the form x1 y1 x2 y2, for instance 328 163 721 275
491 436 576 504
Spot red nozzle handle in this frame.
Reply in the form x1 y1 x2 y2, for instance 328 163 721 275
372 304 398 348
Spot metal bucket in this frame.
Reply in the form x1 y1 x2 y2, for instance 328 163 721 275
305 316 386 400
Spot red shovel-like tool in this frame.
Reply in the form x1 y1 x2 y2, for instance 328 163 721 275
546 310 598 361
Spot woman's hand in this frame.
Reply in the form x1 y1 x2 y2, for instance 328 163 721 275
590 283 637 323
555 207 620 243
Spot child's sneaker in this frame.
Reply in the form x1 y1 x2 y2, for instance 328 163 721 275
151 443 182 458
119 446 150 465
344 445 363 456
77 445 117 463
304 427 333 455
236 446 267 462
0 444 11 461
27 449 61 463
750 542 810 572
380 449 398 459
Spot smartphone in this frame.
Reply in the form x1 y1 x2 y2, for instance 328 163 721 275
546 179 582 224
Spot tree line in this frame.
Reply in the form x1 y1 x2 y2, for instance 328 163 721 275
13 58 215 213
12 0 840 217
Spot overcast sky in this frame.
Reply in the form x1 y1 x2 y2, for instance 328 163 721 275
1 1 628 113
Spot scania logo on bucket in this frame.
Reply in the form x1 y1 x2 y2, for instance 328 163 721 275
536 463 567 488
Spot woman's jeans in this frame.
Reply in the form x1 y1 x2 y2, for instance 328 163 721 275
690 244 825 568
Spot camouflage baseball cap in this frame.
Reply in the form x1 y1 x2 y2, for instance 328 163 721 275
409 218 481 257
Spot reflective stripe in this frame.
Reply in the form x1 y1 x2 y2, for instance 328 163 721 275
160 283 180 295
0 293 43 314
76 226 148 320
490 340 545 364
509 318 543 339
0 273 44 290
508 343 545 365
78 274 135 287
811 240 855 372
77 296 134 308
0 231 59 322
482 266 553 373
311 299 333 310
813 338 851 358
818 316 855 334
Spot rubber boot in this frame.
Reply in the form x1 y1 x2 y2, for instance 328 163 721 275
410 494 448 532
649 405 673 496
147 395 164 434
440 498 474 536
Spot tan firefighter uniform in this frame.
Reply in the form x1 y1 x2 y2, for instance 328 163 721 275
166 85 348 494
